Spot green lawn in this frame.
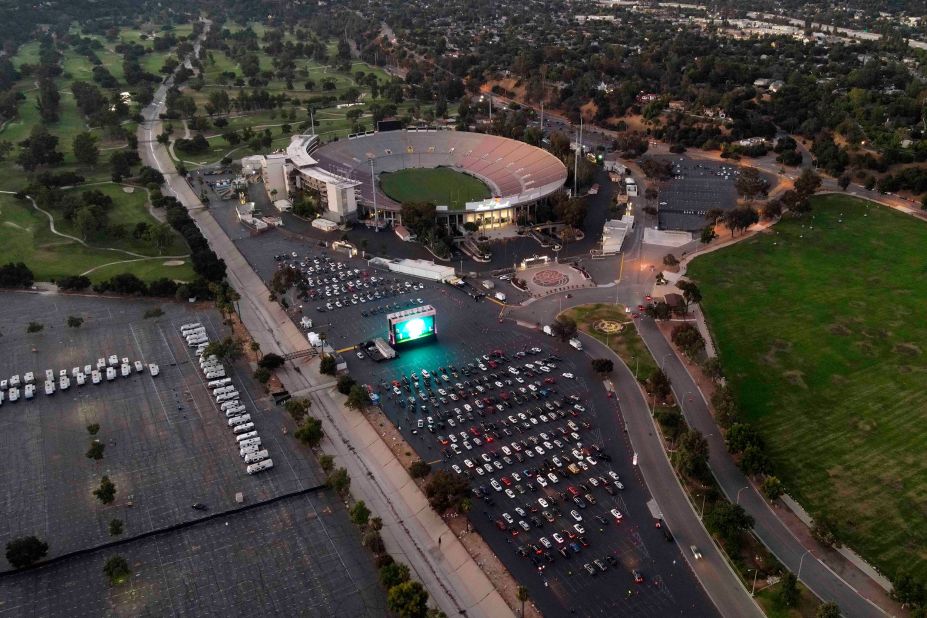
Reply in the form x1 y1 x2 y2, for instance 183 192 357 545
561 303 655 381
380 168 490 209
0 193 194 284
688 194 927 580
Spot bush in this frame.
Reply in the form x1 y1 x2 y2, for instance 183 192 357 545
93 475 116 504
327 467 351 497
379 562 411 589
86 440 105 460
67 316 84 328
337 374 357 395
257 353 284 370
374 553 395 569
363 529 385 554
253 367 271 384
0 262 34 288
143 307 164 319
386 580 429 618
294 416 324 447
87 423 100 435
350 500 371 526
26 322 44 333
5 536 48 569
318 453 335 473
761 476 784 500
57 275 91 290
409 460 432 479
103 555 131 585
320 354 337 375
108 519 124 536
284 397 311 421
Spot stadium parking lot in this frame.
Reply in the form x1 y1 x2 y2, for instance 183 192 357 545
655 157 740 232
0 292 382 615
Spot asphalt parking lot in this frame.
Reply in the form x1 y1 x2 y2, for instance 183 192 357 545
655 157 739 232
0 292 382 615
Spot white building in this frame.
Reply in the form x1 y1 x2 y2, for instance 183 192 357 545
250 135 361 224
601 215 634 254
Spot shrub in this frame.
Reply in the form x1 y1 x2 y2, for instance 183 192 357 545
103 555 131 585
294 417 323 446
350 500 371 526
67 316 84 328
26 322 44 333
337 374 357 395
379 562 410 589
320 354 337 375
108 519 124 536
143 307 164 319
5 536 48 569
86 440 105 460
257 353 284 370
253 367 271 383
409 460 431 479
57 275 91 290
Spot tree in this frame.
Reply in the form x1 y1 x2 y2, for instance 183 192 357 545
794 168 822 198
327 467 351 497
646 368 671 399
591 358 614 374
704 501 754 552
700 225 717 244
387 580 430 618
424 469 470 513
811 513 840 548
362 529 385 554
724 423 763 454
75 206 106 240
663 253 679 267
16 125 63 170
350 500 371 526
337 374 357 395
5 536 48 569
72 132 99 166
0 262 34 287
677 281 702 312
517 586 530 617
108 519 124 536
891 568 926 607
838 175 851 191
735 167 770 200
409 460 432 479
723 206 759 236
87 423 100 435
67 316 84 328
94 475 116 504
740 444 770 475
201 337 243 363
86 440 105 460
379 562 411 589
294 416 324 447
778 572 800 608
147 223 174 254
346 384 371 410
253 367 271 383
258 353 284 370
816 602 841 618
26 322 44 333
761 476 784 500
320 354 337 375
318 454 335 473
284 397 311 422
103 555 131 586
550 315 577 341
671 323 705 358
675 428 709 478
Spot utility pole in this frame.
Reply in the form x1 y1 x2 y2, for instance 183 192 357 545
489 95 492 124
370 158 378 225
310 108 315 136
540 101 544 130
573 125 579 196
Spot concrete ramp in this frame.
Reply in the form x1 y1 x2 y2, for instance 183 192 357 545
644 228 692 247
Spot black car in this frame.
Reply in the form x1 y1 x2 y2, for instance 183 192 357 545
191 503 208 511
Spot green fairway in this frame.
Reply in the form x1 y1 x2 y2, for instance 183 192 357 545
380 167 491 209
688 194 927 580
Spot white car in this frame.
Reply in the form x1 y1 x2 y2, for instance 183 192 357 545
502 512 514 524
539 537 552 548
588 477 599 487
570 509 583 522
149 363 160 377
134 360 144 373
76 373 86 386
573 523 585 535
505 488 516 499
452 464 462 474
547 473 559 484
491 479 502 491
91 371 101 384
475 467 485 476
501 446 512 456
552 532 565 544
536 476 548 488
610 508 624 522
562 372 575 379
538 497 549 508
608 471 620 482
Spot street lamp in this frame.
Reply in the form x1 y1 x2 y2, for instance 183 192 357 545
798 549 811 579
750 568 759 596
660 352 673 370
736 486 749 505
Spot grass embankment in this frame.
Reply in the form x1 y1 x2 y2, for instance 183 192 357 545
689 194 927 580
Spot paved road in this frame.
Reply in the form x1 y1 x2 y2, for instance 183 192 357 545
635 318 888 618
136 27 513 618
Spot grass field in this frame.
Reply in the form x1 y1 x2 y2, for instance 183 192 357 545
379 168 490 208
688 194 927 580
561 303 655 381
0 193 194 284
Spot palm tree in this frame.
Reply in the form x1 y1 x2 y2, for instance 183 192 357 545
516 586 529 617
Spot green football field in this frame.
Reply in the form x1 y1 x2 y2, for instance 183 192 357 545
379 167 490 209
688 194 927 580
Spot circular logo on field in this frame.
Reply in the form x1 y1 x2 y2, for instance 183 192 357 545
593 320 625 334
532 270 569 287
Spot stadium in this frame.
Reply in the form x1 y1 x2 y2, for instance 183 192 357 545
256 130 568 233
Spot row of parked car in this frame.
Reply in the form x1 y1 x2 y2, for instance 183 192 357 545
182 322 272 475
0 354 159 404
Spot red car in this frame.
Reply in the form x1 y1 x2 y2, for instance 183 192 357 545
501 476 512 486
543 377 556 384
633 570 644 583
567 486 580 496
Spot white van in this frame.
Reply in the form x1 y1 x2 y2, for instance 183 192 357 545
232 422 255 434
246 459 274 474
224 406 246 418
200 354 218 366
569 337 583 351
106 367 117 381
205 371 226 380
542 325 555 337
201 361 223 372
187 337 208 347
213 386 235 396
149 363 160 377
238 437 261 449
227 414 251 427
207 378 232 388
215 393 236 403
239 443 260 457
220 400 242 411
244 449 269 464
59 376 70 391
235 430 258 442
71 367 81 377
180 321 202 331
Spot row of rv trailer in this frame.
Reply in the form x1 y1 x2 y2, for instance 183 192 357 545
0 355 159 404
181 322 273 475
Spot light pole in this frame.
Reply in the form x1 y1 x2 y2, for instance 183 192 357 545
660 352 673 370
798 549 811 579
736 486 749 504
750 568 759 596
697 493 706 519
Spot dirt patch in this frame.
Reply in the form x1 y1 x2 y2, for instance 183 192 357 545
762 339 792 366
782 370 806 388
893 342 921 356
162 259 185 266
855 418 878 433
122 186 135 193
829 323 852 336
854 340 876 356
830 374 848 385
